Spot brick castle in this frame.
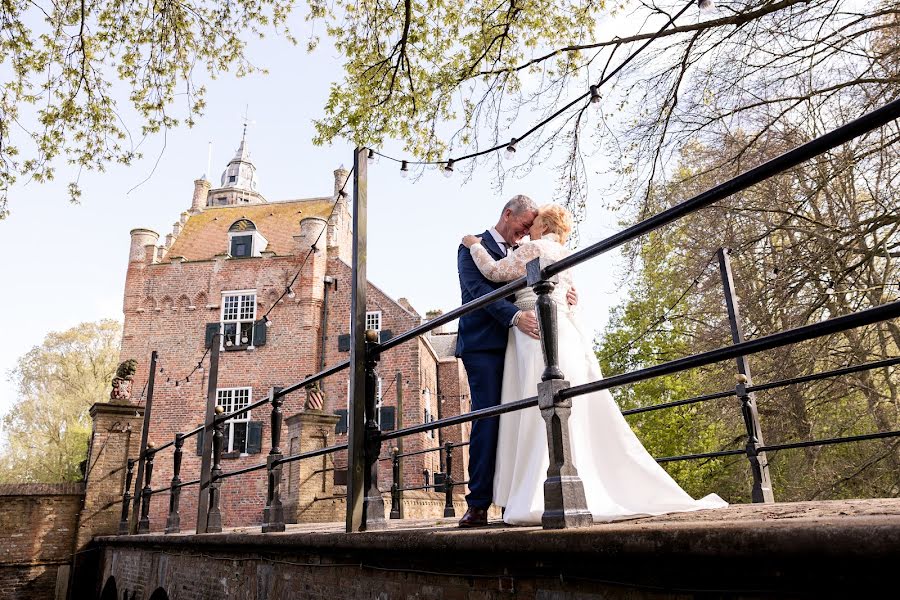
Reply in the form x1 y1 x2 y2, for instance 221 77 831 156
120 132 471 529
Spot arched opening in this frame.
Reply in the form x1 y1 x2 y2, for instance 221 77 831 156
99 577 117 600
148 587 169 600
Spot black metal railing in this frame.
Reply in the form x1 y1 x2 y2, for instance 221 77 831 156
120 96 900 535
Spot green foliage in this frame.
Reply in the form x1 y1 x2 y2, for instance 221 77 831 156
597 233 744 501
599 123 900 503
0 320 122 483
0 0 298 218
306 0 604 158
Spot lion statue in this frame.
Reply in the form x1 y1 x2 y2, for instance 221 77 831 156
110 359 138 403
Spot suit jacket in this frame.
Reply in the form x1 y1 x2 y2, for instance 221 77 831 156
455 230 519 356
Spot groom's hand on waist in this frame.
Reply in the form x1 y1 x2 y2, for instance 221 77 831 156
514 310 540 339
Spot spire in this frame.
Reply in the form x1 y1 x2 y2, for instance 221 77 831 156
219 113 259 192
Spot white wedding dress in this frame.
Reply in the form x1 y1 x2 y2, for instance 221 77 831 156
469 234 727 525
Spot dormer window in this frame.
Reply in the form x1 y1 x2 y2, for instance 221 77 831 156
228 175 237 184
228 219 267 257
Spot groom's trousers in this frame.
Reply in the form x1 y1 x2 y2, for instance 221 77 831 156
461 350 506 510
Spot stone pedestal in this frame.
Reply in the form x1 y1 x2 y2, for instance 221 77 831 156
71 402 145 599
284 411 342 524
76 403 145 548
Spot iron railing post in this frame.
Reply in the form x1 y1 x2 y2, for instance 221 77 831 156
389 447 402 519
137 444 155 533
130 350 157 533
718 248 774 503
362 331 387 529
197 336 220 533
164 433 185 533
206 406 225 533
527 257 592 530
346 147 369 532
443 442 455 518
346 146 373 532
118 459 135 534
262 389 286 532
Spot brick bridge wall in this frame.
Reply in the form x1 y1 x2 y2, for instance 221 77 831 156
0 482 84 600
92 505 900 600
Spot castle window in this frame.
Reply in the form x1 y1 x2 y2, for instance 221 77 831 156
228 219 267 258
365 310 382 332
424 389 434 439
228 175 237 183
230 235 252 257
222 291 256 348
217 387 262 454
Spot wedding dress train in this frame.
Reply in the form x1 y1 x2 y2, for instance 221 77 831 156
469 235 727 525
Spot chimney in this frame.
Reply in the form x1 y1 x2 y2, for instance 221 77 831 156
333 166 349 198
129 229 159 264
191 177 211 213
425 309 445 335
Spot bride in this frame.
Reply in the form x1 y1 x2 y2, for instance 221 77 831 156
462 204 727 525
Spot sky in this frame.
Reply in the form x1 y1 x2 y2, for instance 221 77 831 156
0 9 633 420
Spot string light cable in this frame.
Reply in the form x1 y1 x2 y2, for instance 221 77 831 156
368 0 701 173
259 165 356 328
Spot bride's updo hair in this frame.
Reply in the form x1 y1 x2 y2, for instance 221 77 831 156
534 204 573 244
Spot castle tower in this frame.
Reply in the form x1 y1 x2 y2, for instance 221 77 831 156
204 127 266 207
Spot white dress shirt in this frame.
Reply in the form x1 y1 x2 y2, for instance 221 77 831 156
485 227 520 326
488 227 510 256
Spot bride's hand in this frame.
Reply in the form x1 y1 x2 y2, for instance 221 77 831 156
462 235 482 248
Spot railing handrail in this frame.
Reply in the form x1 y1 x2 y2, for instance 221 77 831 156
560 300 900 400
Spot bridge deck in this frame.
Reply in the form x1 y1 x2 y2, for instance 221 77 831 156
97 499 900 598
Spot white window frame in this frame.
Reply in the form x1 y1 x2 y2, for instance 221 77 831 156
221 290 257 349
365 310 382 332
217 387 252 454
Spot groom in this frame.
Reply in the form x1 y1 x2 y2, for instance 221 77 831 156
455 195 575 527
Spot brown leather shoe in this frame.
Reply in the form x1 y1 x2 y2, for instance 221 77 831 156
458 507 488 528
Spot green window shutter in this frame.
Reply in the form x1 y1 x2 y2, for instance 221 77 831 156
246 421 264 454
204 323 220 349
195 424 205 456
379 329 393 343
378 406 396 431
334 409 348 434
338 334 351 352
253 319 267 346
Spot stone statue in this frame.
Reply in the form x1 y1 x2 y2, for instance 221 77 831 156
304 376 325 411
110 359 138 403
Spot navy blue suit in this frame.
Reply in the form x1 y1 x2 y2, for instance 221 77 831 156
456 231 519 509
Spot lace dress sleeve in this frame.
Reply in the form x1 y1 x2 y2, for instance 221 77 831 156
469 242 541 282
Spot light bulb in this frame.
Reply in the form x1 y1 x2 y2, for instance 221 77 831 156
698 0 715 13
367 149 377 164
264 316 272 328
226 339 233 347
287 287 295 299
504 138 517 160
400 160 409 178
589 85 601 105
241 335 249 344
443 159 455 178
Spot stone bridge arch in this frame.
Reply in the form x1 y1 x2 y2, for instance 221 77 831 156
99 576 117 600
148 587 169 600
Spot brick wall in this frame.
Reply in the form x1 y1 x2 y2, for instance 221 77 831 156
0 483 84 600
